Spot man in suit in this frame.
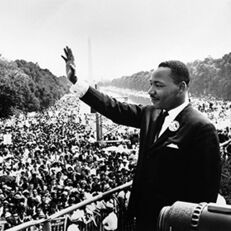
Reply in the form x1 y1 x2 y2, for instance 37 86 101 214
62 47 221 231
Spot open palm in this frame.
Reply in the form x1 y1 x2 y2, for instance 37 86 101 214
61 46 77 84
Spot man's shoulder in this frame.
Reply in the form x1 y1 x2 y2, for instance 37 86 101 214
182 104 215 129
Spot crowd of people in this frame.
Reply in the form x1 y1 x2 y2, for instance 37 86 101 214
0 93 230 230
0 94 139 230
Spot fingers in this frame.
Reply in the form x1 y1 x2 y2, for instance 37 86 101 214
62 46 75 62
61 55 67 62
65 46 74 60
64 46 69 57
68 48 74 61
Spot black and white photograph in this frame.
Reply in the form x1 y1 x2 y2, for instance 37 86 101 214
0 0 231 231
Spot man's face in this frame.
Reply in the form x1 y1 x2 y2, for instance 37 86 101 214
148 67 181 110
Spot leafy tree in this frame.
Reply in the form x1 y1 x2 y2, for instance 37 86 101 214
99 52 231 101
0 58 70 118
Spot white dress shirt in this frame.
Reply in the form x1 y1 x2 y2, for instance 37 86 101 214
158 98 189 138
70 80 90 98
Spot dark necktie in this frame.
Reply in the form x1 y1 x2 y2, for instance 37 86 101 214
154 110 169 142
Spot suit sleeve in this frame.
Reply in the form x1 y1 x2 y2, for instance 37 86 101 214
186 123 221 203
80 86 143 128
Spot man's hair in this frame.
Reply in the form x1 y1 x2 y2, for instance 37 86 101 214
158 60 190 86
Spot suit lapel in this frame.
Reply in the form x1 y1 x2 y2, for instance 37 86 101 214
146 109 162 147
149 104 192 150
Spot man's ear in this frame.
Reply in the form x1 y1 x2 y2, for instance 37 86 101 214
178 81 187 94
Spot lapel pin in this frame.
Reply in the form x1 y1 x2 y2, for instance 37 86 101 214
169 121 180 132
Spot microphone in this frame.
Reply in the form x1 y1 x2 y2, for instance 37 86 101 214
158 201 231 231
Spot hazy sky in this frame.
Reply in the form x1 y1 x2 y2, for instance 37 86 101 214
0 0 231 81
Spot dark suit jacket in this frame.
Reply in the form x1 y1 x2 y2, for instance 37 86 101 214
81 87 221 230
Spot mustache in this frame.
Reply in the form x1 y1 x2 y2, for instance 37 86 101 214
149 94 159 99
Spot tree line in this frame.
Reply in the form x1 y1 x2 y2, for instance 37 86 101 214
0 57 70 118
1 51 230 118
99 52 231 101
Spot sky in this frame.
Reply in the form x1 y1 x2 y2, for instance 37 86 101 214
0 0 231 82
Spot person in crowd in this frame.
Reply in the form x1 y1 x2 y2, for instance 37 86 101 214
0 98 139 228
62 46 221 231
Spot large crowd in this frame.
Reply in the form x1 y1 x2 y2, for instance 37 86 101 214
0 95 139 230
0 94 230 230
